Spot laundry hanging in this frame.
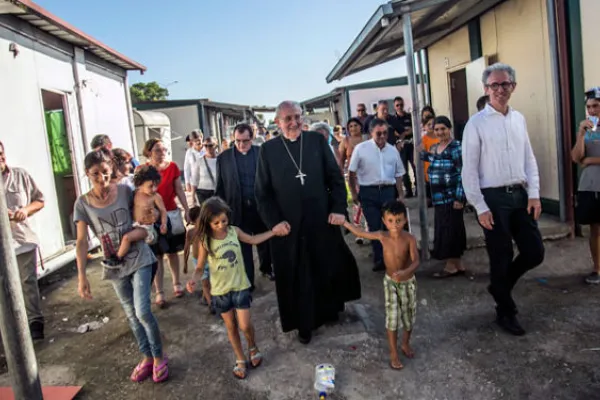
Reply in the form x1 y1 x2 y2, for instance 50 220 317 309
45 110 72 176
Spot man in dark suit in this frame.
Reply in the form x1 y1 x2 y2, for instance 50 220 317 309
216 123 273 289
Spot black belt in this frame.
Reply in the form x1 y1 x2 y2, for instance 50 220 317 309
483 184 525 194
361 184 395 190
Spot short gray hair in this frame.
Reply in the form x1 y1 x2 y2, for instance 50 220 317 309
310 122 330 134
275 100 302 118
482 63 516 85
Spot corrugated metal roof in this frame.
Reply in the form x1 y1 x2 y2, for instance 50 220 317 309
1 0 146 71
326 0 505 82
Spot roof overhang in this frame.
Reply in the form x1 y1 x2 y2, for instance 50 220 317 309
326 0 505 83
301 90 342 110
0 0 146 71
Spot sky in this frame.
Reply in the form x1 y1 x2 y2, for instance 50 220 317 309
35 0 407 106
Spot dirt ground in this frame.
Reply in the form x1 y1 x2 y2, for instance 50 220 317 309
1 234 600 400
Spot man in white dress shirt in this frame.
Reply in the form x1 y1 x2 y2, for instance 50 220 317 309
462 63 545 336
349 118 405 271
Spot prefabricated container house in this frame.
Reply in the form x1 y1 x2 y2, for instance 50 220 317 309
0 0 145 277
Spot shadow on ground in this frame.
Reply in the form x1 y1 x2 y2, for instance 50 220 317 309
0 236 599 400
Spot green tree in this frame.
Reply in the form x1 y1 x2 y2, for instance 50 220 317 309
255 113 265 122
130 81 169 103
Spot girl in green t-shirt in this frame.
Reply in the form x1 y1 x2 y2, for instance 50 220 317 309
186 197 286 379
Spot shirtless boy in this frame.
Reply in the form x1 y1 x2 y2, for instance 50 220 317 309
344 200 419 370
103 165 167 267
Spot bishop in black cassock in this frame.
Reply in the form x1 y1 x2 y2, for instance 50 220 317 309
255 101 361 343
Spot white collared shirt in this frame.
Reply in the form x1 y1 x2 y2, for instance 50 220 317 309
461 104 540 215
348 139 405 186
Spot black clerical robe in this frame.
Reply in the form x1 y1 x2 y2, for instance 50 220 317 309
255 131 361 333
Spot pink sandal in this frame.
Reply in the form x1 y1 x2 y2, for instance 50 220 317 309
173 284 184 298
153 357 169 383
130 359 153 383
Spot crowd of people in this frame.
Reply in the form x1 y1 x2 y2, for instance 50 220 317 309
3 62 600 382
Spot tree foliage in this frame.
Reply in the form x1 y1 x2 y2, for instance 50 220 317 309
255 113 265 122
130 81 169 103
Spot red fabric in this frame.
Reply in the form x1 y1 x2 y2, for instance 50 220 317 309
155 162 181 211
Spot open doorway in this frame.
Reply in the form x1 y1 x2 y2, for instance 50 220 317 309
449 68 469 141
41 89 78 245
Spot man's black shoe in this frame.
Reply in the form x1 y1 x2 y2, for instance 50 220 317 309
262 272 275 281
372 262 385 272
298 330 312 344
496 315 526 336
30 321 44 341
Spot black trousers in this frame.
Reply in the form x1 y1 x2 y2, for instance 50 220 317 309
481 186 545 317
195 189 215 205
240 203 272 287
400 142 416 197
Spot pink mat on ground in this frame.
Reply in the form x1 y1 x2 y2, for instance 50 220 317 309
0 386 82 399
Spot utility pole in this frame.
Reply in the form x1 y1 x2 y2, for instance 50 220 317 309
0 178 43 399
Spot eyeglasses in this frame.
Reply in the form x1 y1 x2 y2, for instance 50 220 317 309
394 103 403 108
282 114 302 123
485 81 515 92
374 130 388 137
204 143 215 148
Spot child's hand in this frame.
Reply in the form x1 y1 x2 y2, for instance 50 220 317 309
160 223 167 234
392 270 407 281
186 280 196 294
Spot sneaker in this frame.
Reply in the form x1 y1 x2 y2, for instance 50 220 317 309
355 237 364 245
585 272 600 285
30 321 44 341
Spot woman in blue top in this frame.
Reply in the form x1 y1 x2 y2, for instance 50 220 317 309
420 116 467 278
572 87 600 284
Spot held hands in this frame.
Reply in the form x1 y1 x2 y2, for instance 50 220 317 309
272 221 291 236
478 211 494 231
78 276 93 300
328 213 345 226
186 280 196 294
527 198 542 221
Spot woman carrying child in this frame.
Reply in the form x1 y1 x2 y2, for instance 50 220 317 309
186 197 287 379
419 116 467 277
74 150 168 383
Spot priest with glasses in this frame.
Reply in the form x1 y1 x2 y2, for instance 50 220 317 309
255 101 361 344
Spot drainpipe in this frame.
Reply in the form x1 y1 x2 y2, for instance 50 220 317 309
123 75 138 158
72 48 90 152
554 0 575 236
403 13 430 259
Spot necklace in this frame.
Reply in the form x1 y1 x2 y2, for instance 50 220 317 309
280 133 306 185
89 186 111 202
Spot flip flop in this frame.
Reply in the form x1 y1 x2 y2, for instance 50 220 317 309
153 356 169 383
155 291 167 308
432 269 462 279
233 360 248 379
249 347 263 368
130 359 153 383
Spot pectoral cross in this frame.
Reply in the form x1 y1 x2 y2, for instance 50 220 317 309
296 171 307 185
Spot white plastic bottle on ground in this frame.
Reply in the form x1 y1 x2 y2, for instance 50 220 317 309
314 363 335 399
